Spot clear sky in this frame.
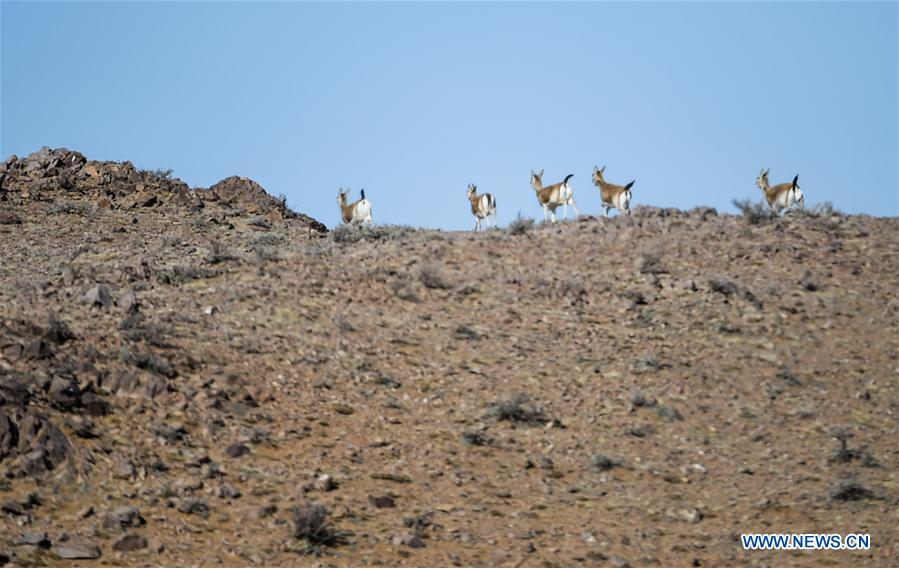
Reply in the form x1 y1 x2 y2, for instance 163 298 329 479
2 1 897 228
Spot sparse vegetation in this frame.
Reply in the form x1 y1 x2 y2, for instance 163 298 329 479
206 240 237 264
155 264 220 285
484 394 550 426
290 502 346 551
250 233 286 248
119 313 172 348
461 430 492 446
419 263 452 290
794 201 842 218
589 453 623 471
247 215 272 229
160 235 183 248
732 199 774 225
330 223 420 243
828 477 878 502
120 347 176 378
635 250 666 274
46 200 95 217
829 428 879 467
507 213 535 235
141 167 174 181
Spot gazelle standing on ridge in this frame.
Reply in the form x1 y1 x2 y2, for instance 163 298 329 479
530 169 578 223
337 188 372 225
466 183 497 231
755 169 804 213
592 165 634 216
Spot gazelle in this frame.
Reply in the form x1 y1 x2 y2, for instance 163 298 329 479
756 169 804 213
337 188 372 225
466 183 497 231
530 169 578 223
592 165 634 216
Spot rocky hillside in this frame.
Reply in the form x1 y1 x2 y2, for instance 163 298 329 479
0 148 896 566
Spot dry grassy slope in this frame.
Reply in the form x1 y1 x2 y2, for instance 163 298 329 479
0 196 897 567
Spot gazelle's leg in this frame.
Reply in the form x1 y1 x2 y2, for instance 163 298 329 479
551 210 557 224
571 198 579 218
543 206 548 223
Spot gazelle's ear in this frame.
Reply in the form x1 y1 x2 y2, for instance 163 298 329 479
600 165 606 174
593 165 599 173
765 168 770 176
538 169 544 177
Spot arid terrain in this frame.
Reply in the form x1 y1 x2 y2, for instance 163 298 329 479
0 147 897 567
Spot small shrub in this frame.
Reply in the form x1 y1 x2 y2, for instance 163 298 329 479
733 199 774 225
635 251 666 275
291 502 346 551
120 347 176 378
460 430 492 446
119 313 173 348
252 246 281 263
829 428 879 467
46 200 94 217
161 235 183 248
206 240 237 264
589 453 623 472
419 263 452 290
795 201 843 218
248 215 272 229
508 214 535 235
800 270 821 291
828 478 878 502
156 265 220 285
250 233 286 248
391 278 420 302
0 210 23 225
484 394 550 426
330 224 419 244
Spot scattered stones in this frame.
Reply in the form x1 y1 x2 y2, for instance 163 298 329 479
393 532 425 548
12 532 50 547
112 455 137 479
118 289 138 314
368 495 395 508
224 442 250 458
54 538 101 560
103 505 145 531
81 285 112 308
175 498 210 518
112 533 148 552
254 504 278 519
677 508 703 524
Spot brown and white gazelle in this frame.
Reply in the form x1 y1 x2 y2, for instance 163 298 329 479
755 169 804 213
592 165 634 216
466 183 497 231
530 169 578 223
337 188 372 225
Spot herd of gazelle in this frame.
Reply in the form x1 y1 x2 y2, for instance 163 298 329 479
337 167 804 229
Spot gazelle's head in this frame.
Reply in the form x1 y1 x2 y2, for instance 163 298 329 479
592 165 607 186
337 188 349 207
756 168 770 191
530 169 544 190
467 183 477 198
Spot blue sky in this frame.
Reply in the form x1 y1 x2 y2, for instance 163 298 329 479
2 1 897 228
